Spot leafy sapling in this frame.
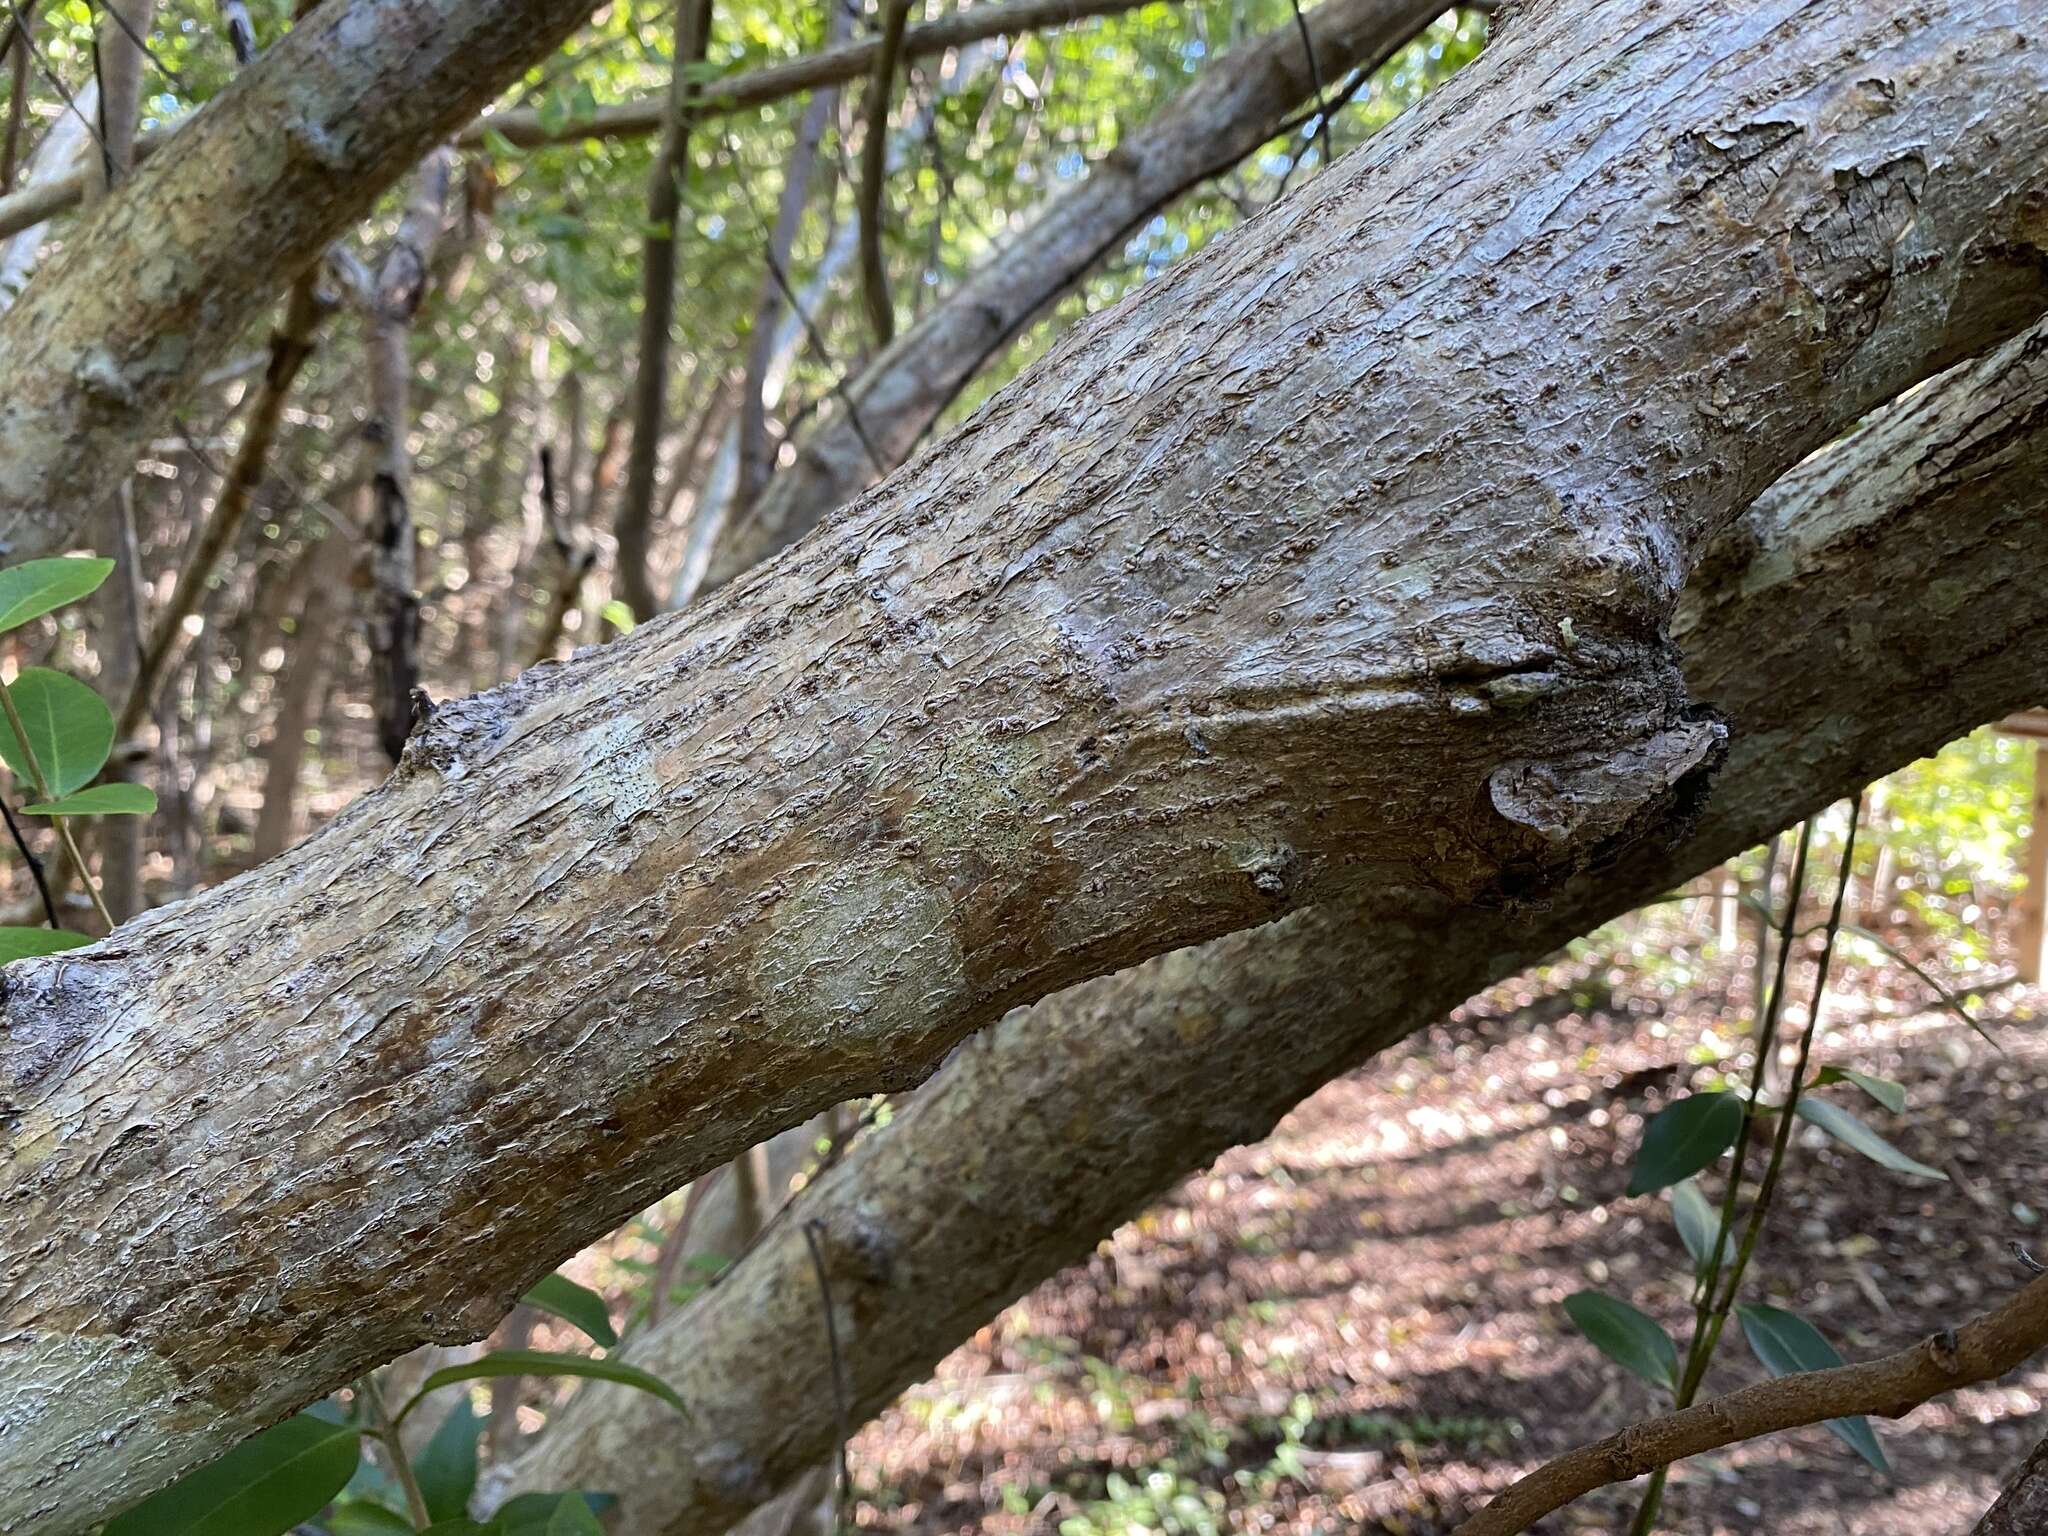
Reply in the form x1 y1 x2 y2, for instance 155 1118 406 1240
0 556 157 954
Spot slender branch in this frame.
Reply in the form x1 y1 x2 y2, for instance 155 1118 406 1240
800 1219 854 1530
855 0 916 348
1454 1272 2048 1536
1 0 34 193
465 0 1167 149
1627 819 1814 1535
357 1374 432 1530
0 792 57 926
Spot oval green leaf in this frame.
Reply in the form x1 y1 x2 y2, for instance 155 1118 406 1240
1628 1091 1744 1196
1811 1066 1907 1114
399 1350 684 1425
413 1393 483 1521
24 782 157 816
1794 1097 1946 1181
1563 1289 1678 1394
1736 1302 1890 1474
0 925 90 963
101 1410 361 1536
0 667 113 796
0 556 113 633
1668 1177 1722 1276
523 1271 619 1348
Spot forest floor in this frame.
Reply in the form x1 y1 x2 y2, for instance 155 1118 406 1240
844 914 2047 1535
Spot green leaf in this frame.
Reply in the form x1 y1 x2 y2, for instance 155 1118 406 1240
548 1495 605 1536
420 1522 494 1534
102 1410 361 1536
1794 1097 1946 1181
23 782 156 816
323 1501 420 1536
0 925 90 962
1668 1177 1722 1276
400 1350 684 1425
1736 1303 1890 1474
0 667 113 795
0 556 113 633
493 1492 616 1535
523 1272 619 1348
1811 1066 1906 1114
413 1394 483 1521
1628 1091 1745 1196
600 598 636 634
1563 1290 1678 1393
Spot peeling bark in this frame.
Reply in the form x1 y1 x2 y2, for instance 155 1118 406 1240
0 0 617 563
495 318 2048 1536
2 3 2046 1529
1974 1425 2048 1535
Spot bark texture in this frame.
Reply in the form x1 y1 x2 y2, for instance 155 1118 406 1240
0 0 613 563
494 317 2048 1536
1974 1426 2048 1535
701 0 1454 590
3 3 2047 1529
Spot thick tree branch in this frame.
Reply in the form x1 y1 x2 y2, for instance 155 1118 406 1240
1455 1274 2048 1536
3 4 2045 1530
493 319 2048 1536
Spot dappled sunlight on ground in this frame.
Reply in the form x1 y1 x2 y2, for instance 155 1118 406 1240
847 911 2047 1534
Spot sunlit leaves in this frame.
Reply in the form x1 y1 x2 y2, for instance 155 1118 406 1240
1810 1066 1906 1114
0 556 112 633
0 667 114 796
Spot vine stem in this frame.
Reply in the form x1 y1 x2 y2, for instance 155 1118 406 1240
0 675 114 931
1627 816 1816 1535
357 1373 433 1530
0 791 58 926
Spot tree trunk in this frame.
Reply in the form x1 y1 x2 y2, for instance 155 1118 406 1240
252 530 353 860
701 0 1456 591
1974 1425 2048 1535
3 3 2046 1528
361 148 454 762
492 316 2048 1536
0 0 615 564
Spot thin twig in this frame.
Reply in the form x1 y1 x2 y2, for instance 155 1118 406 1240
357 1373 433 1529
802 1219 854 1529
855 0 916 348
1283 0 1330 168
0 792 58 926
1453 1271 2048 1536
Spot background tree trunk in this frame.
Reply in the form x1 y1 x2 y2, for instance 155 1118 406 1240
491 319 2048 1536
700 0 1458 591
0 0 615 563
3 3 2046 1528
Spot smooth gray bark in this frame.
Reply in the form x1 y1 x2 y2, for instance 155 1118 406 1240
494 319 2048 1536
2 1 2045 1529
